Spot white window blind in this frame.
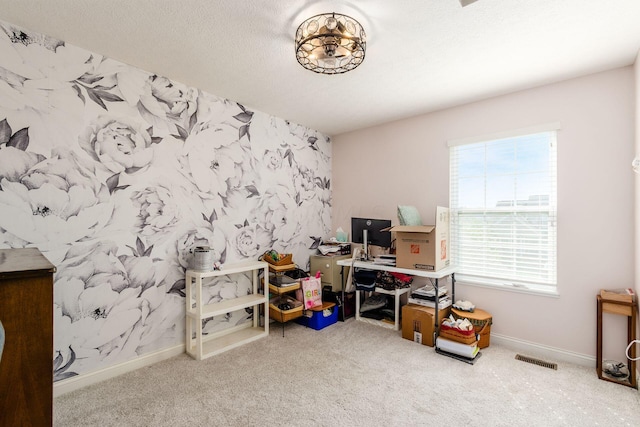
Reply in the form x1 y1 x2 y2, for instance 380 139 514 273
449 125 558 290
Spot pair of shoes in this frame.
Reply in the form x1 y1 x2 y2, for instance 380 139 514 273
603 360 629 379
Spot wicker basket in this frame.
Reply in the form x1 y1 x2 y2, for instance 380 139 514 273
439 324 477 345
451 308 492 348
269 295 303 322
264 252 293 266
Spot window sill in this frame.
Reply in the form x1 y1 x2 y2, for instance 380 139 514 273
456 275 560 298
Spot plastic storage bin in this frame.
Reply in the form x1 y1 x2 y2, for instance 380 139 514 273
296 302 338 330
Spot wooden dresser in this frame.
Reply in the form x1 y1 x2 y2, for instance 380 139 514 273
0 248 55 426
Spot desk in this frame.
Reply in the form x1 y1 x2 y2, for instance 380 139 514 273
336 259 457 331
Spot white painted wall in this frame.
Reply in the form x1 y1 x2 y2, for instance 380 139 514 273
332 67 635 360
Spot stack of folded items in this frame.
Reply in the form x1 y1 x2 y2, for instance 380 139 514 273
408 284 452 309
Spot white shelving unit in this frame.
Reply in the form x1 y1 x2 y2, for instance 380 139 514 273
185 260 269 360
355 286 412 331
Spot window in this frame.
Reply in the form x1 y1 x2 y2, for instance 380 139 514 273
449 123 558 293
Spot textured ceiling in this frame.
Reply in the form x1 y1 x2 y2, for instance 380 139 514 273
1 0 640 136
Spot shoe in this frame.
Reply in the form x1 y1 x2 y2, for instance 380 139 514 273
603 360 630 379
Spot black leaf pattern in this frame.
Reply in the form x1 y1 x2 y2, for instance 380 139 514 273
93 90 124 103
8 128 29 151
203 210 219 223
151 137 163 145
168 279 185 297
233 111 253 124
55 372 78 381
245 185 259 198
53 350 64 371
175 125 188 140
92 84 116 91
309 236 322 250
0 118 12 144
86 89 107 110
106 173 119 193
78 73 103 85
114 185 130 192
239 124 250 141
71 83 85 104
143 244 153 257
136 236 145 257
53 347 78 381
189 112 197 132
284 149 294 166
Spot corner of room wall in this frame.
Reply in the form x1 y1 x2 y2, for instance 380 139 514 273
0 19 332 384
635 49 640 296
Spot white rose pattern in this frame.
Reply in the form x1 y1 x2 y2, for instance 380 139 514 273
0 20 331 380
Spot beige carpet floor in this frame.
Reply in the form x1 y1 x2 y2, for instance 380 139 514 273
54 318 640 426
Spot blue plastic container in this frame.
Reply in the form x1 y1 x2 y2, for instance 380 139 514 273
296 302 338 330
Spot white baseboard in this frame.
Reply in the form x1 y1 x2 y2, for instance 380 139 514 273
51 334 630 397
492 333 595 367
53 345 185 397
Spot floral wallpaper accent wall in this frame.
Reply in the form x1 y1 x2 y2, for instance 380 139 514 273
0 21 331 381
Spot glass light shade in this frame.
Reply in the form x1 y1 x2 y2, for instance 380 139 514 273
295 12 366 75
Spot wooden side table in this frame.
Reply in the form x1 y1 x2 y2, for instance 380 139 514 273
596 295 637 388
0 248 56 426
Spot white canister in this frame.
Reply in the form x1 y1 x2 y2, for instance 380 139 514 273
190 246 215 271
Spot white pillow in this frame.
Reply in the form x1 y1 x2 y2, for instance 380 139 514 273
397 205 422 226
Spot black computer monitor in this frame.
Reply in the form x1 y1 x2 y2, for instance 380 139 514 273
351 217 392 248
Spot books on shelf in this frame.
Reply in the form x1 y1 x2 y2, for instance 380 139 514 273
408 295 452 309
436 337 480 359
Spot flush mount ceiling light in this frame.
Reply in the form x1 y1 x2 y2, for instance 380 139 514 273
295 12 366 75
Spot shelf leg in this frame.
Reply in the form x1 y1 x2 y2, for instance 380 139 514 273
394 288 400 331
596 296 603 379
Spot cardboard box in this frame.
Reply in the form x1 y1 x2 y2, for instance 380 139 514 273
387 206 449 271
401 303 450 347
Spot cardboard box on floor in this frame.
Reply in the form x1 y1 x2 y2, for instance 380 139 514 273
401 303 451 347
386 206 449 271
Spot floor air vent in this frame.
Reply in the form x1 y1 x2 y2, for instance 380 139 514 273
515 354 558 370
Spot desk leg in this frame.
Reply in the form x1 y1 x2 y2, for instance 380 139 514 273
356 290 361 322
596 296 603 379
451 273 456 302
434 278 440 345
339 266 345 321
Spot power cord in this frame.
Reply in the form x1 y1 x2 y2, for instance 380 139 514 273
625 339 640 361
